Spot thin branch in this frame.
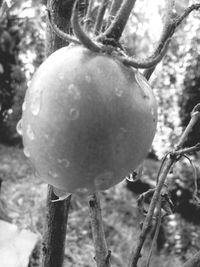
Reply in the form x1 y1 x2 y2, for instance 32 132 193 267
115 38 170 69
175 3 200 28
106 0 122 28
144 2 200 80
94 0 109 35
146 197 162 267
101 0 137 41
129 103 200 267
88 192 111 267
71 0 101 52
183 251 200 267
46 8 80 44
84 0 93 30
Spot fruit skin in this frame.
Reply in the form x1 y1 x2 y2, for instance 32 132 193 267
21 45 157 193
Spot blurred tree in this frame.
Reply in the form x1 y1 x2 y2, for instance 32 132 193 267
0 0 45 145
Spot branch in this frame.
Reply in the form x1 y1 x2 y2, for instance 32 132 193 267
129 104 200 267
115 38 170 69
71 0 101 52
106 0 122 27
88 192 111 267
84 0 93 30
94 0 109 35
183 251 200 267
42 186 71 267
46 8 80 44
144 2 200 80
101 0 137 41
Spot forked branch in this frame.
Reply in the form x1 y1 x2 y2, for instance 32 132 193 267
144 2 200 79
129 105 200 267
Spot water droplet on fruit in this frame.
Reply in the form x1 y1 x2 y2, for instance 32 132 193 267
22 101 26 112
69 108 79 120
59 73 64 80
115 87 123 97
16 119 23 136
85 75 91 83
30 88 42 116
58 158 70 168
67 84 81 100
23 147 30 158
48 171 59 179
95 171 114 189
27 124 35 140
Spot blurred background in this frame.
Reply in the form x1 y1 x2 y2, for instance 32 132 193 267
0 0 200 266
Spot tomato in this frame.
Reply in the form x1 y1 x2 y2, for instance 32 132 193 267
20 45 157 194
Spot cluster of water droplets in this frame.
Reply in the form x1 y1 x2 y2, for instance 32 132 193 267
30 87 42 116
66 84 81 100
115 87 123 97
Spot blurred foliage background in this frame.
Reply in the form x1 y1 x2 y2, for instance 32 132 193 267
0 0 200 266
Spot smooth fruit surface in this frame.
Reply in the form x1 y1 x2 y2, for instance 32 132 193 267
21 45 157 193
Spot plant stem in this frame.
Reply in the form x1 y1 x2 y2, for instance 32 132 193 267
129 103 200 267
94 0 109 35
102 0 137 41
144 2 200 80
41 1 74 266
41 186 71 267
88 192 111 267
106 0 122 27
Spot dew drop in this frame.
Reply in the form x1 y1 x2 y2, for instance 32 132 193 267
16 119 23 136
115 87 123 97
58 158 70 168
69 108 79 120
30 88 42 116
85 75 91 83
26 124 35 140
67 84 81 100
22 101 26 112
23 147 30 158
48 171 59 179
59 73 64 80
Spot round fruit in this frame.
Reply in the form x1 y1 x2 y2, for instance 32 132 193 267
20 45 157 194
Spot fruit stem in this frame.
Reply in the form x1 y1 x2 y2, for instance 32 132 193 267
71 0 101 52
115 38 170 69
94 0 109 35
106 0 122 28
46 8 80 44
100 0 137 41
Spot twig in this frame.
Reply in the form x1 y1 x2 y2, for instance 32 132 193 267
46 8 80 44
106 0 122 27
116 38 170 69
94 0 109 35
84 0 93 30
101 0 137 41
88 192 111 267
144 2 200 80
146 196 162 267
183 251 200 267
129 104 200 267
71 0 101 52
